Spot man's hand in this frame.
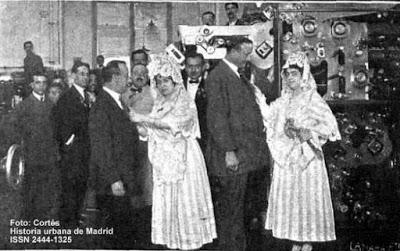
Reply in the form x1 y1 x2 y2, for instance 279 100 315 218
225 151 239 172
111 180 125 196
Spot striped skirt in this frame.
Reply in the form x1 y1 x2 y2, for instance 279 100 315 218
151 138 217 250
265 159 336 242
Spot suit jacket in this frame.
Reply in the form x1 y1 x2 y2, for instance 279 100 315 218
13 94 57 166
225 19 243 26
243 62 276 104
182 73 208 151
52 85 90 174
205 60 269 177
24 53 44 84
88 90 141 196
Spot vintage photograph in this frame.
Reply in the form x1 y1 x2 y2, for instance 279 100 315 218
0 1 400 250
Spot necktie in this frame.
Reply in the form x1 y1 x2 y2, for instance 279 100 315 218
189 79 199 84
131 87 143 94
84 91 91 107
238 68 256 94
119 95 127 111
238 68 249 84
40 96 44 102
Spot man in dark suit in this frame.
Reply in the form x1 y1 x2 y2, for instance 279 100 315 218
121 63 153 247
52 61 91 228
89 60 140 248
14 73 59 221
225 2 242 26
23 41 44 97
182 51 208 152
202 11 216 26
131 49 149 66
206 36 270 251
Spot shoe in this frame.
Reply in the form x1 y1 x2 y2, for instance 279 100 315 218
292 244 301 251
301 243 312 251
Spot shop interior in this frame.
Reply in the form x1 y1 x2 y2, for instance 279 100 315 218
0 1 400 250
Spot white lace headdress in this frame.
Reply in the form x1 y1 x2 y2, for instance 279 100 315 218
281 51 317 95
147 53 183 87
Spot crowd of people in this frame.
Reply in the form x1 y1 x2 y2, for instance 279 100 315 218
13 3 341 251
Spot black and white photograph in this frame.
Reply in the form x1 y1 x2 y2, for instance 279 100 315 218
0 1 400 250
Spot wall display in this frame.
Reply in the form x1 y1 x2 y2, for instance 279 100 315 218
325 109 399 240
367 23 400 101
178 22 274 70
282 16 369 100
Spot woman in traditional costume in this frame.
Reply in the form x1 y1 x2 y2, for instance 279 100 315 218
129 53 217 250
254 51 341 251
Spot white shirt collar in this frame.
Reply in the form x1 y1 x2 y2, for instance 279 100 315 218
222 58 240 78
187 77 202 84
228 19 238 26
187 83 199 101
32 91 45 102
103 86 123 109
73 83 85 98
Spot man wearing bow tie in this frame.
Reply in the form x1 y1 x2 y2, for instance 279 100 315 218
182 51 208 152
52 61 91 228
119 62 154 247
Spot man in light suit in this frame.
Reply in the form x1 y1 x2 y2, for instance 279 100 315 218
206 36 270 251
89 60 140 248
52 61 91 228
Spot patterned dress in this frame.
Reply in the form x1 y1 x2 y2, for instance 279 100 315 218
255 52 341 242
146 86 217 250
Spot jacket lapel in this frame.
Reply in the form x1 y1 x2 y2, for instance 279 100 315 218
101 90 129 119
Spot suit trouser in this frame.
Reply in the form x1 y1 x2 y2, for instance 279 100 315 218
59 155 88 228
245 168 270 223
211 173 248 251
23 164 60 221
210 168 270 251
96 194 136 249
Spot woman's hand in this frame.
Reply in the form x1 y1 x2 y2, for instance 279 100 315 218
284 118 298 139
137 126 148 137
298 128 312 142
129 109 147 123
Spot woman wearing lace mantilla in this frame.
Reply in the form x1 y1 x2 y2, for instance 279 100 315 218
254 51 341 251
129 53 217 250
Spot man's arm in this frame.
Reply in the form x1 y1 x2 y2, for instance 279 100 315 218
89 106 122 192
35 55 44 73
206 74 236 152
11 101 26 143
53 98 78 147
206 73 240 170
